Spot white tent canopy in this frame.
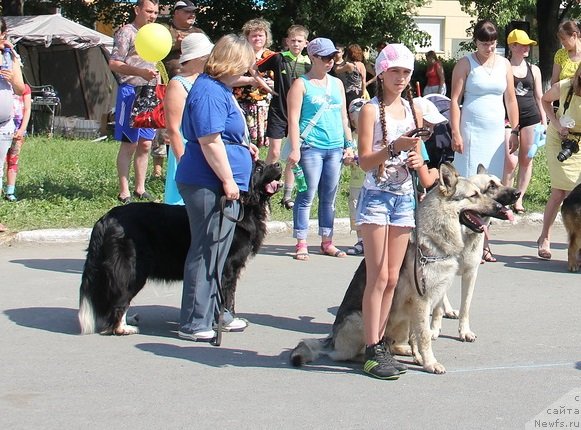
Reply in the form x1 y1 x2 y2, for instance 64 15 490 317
5 14 113 51
5 14 116 121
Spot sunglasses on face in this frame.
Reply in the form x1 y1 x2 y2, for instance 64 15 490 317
316 54 335 62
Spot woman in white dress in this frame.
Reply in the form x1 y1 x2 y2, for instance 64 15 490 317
449 19 520 262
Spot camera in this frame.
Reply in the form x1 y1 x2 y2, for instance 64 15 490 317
557 137 580 162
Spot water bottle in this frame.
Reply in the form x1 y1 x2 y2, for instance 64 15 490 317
1 47 12 71
527 124 547 158
292 165 308 192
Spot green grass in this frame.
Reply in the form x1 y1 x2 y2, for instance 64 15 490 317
0 136 549 232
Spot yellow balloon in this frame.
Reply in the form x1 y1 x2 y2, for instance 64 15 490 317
135 23 172 63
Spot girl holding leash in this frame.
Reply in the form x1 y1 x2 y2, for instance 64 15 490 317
356 44 437 380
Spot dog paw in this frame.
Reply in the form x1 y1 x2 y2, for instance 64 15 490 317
430 329 441 340
114 325 139 335
459 330 477 342
390 344 412 356
568 263 579 273
444 310 459 319
425 362 446 374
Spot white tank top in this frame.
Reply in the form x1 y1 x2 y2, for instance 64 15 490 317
362 97 415 195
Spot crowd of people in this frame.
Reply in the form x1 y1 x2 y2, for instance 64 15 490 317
2 1 581 378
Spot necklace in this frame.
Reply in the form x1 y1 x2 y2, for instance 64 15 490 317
474 52 495 76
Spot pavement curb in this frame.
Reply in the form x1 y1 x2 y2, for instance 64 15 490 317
1 213 558 245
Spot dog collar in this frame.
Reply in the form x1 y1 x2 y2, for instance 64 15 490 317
417 244 452 265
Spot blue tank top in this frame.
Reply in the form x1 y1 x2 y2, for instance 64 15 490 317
298 75 344 149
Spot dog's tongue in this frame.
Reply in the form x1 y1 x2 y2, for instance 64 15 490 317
265 180 281 195
502 206 515 222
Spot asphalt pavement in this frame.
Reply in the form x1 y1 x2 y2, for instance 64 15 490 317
1 217 580 429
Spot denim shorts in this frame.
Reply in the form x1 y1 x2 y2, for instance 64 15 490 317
355 187 415 227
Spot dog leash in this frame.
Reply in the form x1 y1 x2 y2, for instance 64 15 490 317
211 196 245 347
405 87 432 297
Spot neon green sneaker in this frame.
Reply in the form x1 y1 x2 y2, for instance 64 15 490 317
363 342 400 380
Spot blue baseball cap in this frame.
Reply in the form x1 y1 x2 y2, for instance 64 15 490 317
307 38 339 57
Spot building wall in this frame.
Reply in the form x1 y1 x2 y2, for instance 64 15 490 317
414 0 474 59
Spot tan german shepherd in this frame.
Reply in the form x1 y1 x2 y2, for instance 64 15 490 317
561 182 581 272
290 163 519 374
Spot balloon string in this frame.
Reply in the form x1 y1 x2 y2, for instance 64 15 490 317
156 61 168 85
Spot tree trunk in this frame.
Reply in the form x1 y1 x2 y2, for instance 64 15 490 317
537 0 561 89
2 0 24 15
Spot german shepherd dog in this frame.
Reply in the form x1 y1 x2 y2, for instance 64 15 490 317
290 163 519 374
78 160 282 335
561 182 581 272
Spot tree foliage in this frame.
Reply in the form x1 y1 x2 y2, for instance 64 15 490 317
456 0 581 86
2 0 432 51
260 0 431 49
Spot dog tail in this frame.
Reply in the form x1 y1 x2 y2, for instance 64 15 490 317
78 219 106 335
79 214 134 334
290 337 332 367
78 293 96 334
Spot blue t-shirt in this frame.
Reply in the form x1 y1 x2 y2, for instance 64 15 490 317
176 74 252 191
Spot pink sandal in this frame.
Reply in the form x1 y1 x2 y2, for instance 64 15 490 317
295 242 309 261
320 241 346 258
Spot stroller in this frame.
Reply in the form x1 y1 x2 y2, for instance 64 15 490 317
423 94 454 169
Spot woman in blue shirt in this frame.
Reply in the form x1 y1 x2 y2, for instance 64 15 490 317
176 34 258 341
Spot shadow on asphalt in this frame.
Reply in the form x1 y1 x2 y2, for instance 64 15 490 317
3 305 337 337
487 239 571 274
237 312 331 335
257 244 296 257
2 306 427 374
4 307 79 335
9 258 84 274
135 342 363 374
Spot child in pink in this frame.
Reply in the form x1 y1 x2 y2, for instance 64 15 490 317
5 83 31 201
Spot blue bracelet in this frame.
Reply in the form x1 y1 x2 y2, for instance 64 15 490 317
344 140 354 149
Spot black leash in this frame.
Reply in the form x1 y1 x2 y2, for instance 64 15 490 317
404 88 433 297
210 196 244 347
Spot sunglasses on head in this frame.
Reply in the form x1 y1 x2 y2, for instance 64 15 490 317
316 54 335 62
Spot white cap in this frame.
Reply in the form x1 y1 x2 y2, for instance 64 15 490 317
375 43 415 76
179 33 214 64
413 97 448 125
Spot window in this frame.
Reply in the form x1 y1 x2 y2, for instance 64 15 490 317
415 18 444 53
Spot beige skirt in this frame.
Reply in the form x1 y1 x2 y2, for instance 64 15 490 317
546 127 581 191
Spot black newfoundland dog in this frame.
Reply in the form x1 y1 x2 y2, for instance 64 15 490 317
78 160 282 335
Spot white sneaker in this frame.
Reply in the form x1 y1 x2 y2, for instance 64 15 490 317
216 317 248 332
178 329 216 341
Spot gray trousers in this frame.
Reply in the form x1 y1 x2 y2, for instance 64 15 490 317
178 183 239 333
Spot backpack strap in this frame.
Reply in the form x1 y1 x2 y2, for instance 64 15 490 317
300 77 333 141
